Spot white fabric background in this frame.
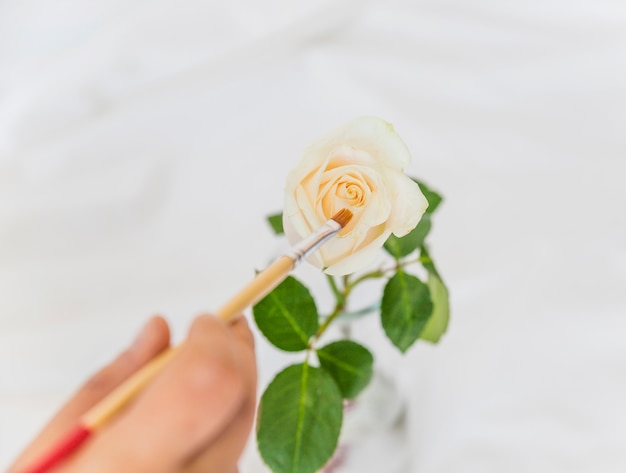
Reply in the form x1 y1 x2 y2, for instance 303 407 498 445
1 0 625 471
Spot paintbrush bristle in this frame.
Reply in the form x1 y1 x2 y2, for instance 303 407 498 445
330 208 353 229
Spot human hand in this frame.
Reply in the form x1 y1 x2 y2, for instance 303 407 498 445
10 314 257 473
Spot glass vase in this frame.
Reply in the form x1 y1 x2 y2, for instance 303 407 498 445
321 305 411 473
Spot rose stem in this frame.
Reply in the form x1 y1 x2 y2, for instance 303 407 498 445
313 255 425 343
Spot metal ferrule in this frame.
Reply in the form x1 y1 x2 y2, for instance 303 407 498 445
285 219 342 265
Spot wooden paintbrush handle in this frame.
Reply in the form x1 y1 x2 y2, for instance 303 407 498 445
82 344 182 429
19 254 299 473
216 255 294 320
83 254 293 428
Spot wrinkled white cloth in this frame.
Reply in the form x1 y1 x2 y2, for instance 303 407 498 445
1 0 625 471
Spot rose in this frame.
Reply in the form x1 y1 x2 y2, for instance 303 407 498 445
283 116 428 276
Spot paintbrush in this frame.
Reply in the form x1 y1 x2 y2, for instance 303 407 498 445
18 208 353 473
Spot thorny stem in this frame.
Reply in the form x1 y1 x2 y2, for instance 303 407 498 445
314 286 347 340
313 256 422 343
344 270 384 292
325 274 344 306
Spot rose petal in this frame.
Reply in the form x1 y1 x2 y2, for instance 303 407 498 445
299 117 411 173
385 173 428 237
324 229 391 275
283 116 427 275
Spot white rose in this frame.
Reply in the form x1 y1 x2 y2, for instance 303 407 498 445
283 116 428 276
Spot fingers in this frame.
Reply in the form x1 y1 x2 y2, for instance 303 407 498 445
182 317 257 473
77 316 171 414
228 316 255 352
10 316 170 472
140 315 252 463
69 314 257 473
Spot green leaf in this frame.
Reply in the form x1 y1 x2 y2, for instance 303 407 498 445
317 340 373 399
253 276 318 351
267 212 284 235
384 213 432 258
418 244 439 277
420 273 450 343
419 245 450 343
411 178 443 214
381 270 433 352
257 363 343 473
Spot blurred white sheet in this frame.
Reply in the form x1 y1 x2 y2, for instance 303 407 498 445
1 0 625 471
